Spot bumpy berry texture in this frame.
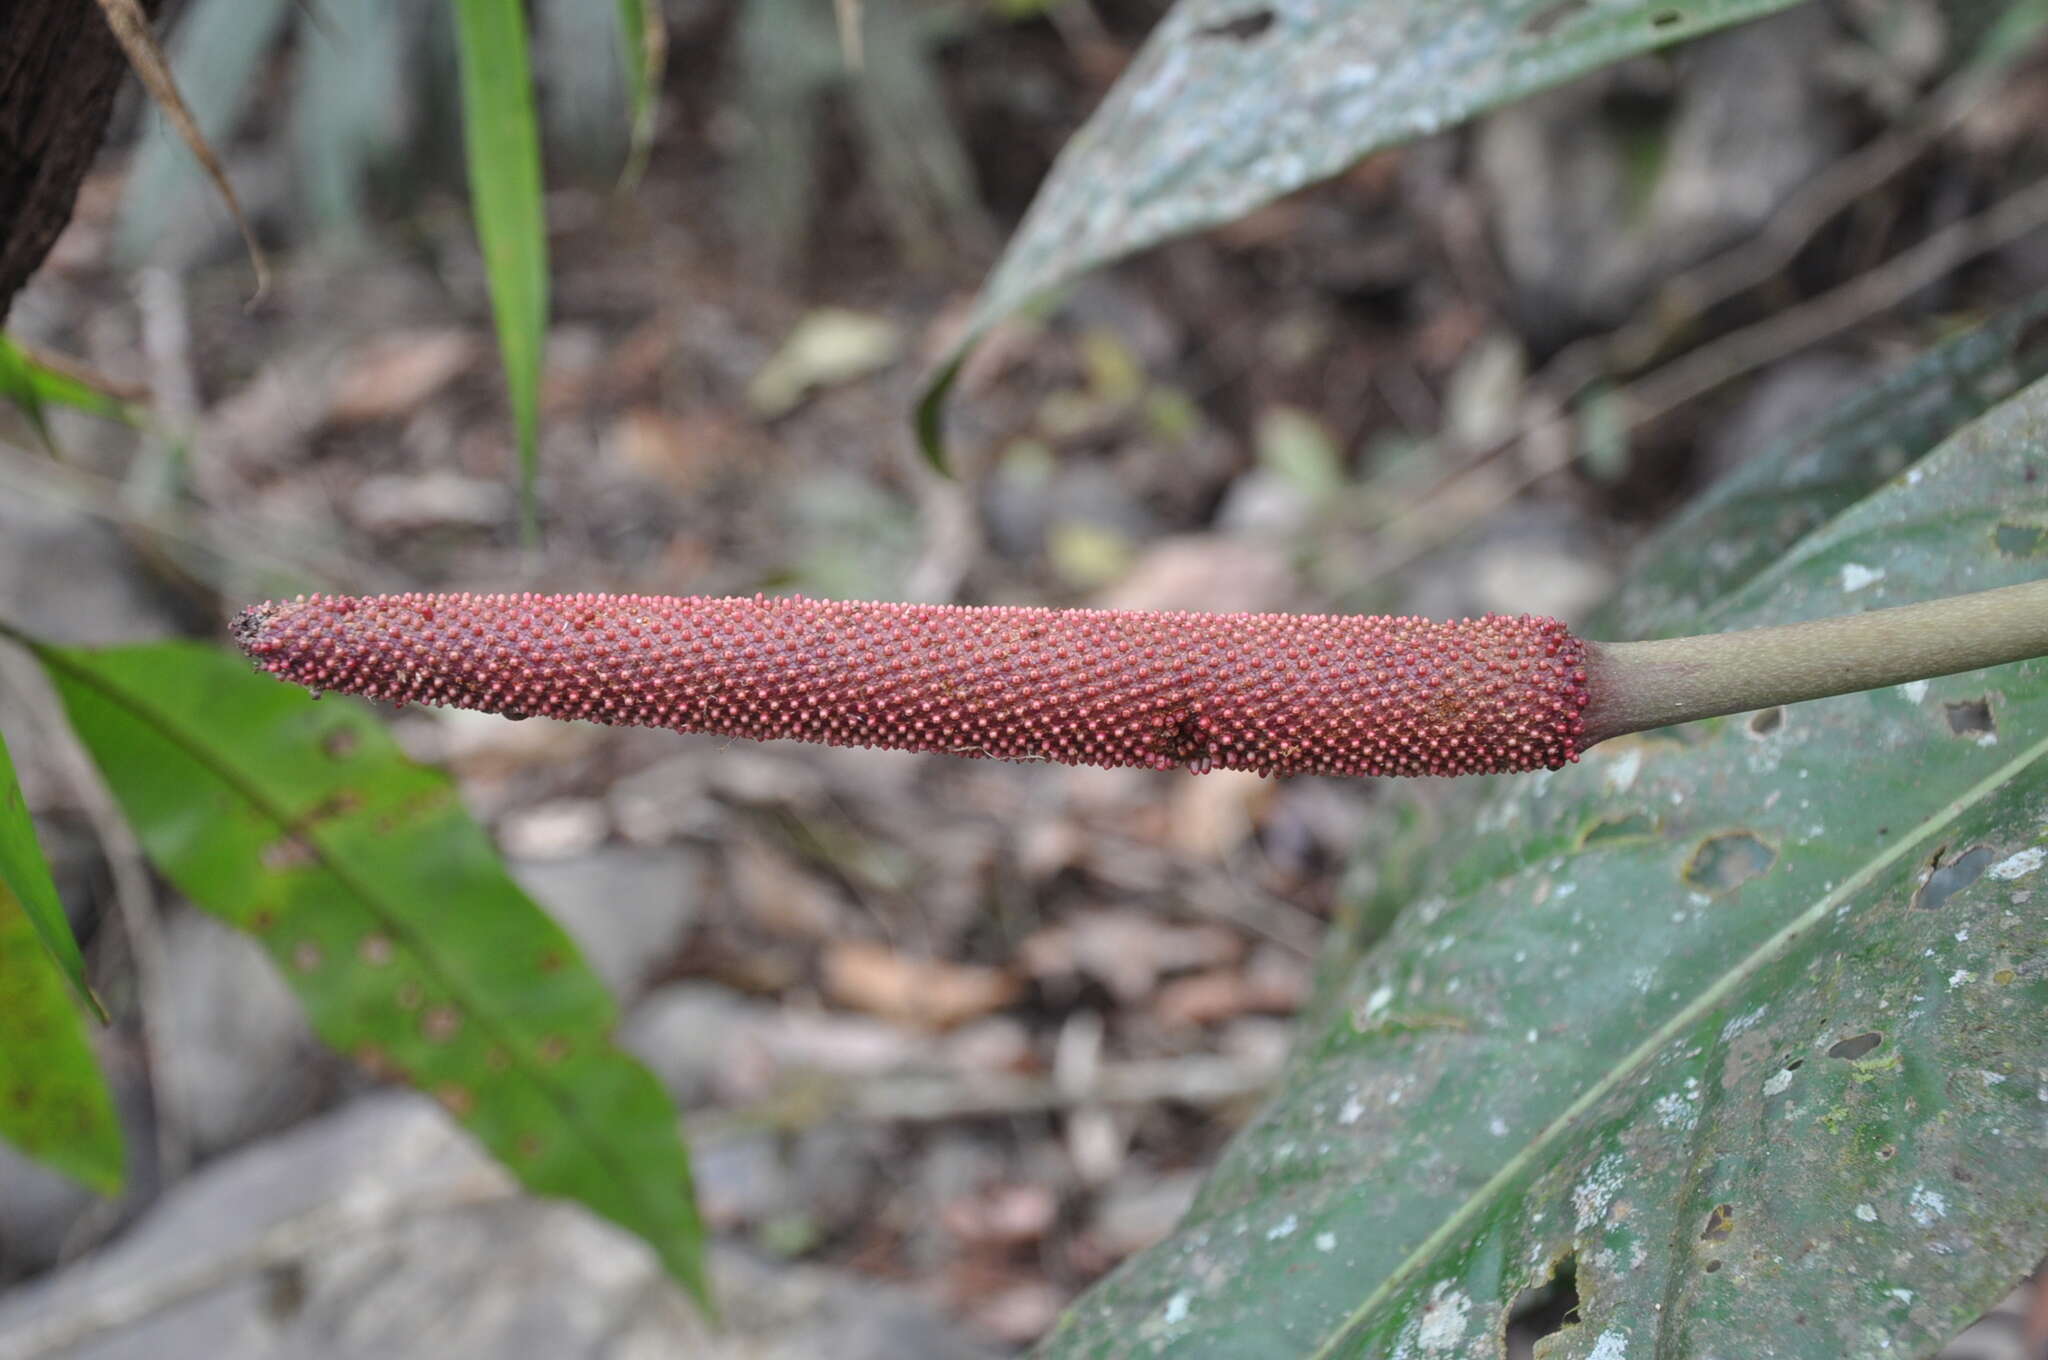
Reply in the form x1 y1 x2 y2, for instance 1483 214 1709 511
233 593 1591 778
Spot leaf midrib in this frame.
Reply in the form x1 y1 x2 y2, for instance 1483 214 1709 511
31 642 693 1262
1307 727 2048 1358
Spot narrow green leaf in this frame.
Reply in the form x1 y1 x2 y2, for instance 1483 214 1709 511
614 0 665 190
1039 371 2048 1351
0 336 55 454
915 0 1810 467
0 337 142 459
32 640 709 1306
450 0 550 545
0 731 101 1020
0 877 123 1195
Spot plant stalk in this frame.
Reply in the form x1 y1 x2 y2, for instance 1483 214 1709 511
1582 578 2048 744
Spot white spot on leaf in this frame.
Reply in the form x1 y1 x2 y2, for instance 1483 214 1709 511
1587 1329 1629 1360
1855 1203 1878 1222
1573 1153 1626 1232
1840 563 1886 592
1989 847 2046 880
1909 1185 1948 1226
1416 1282 1471 1353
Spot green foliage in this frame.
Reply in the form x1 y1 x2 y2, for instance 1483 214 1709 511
917 0 1813 466
0 336 142 457
1038 320 2048 1357
0 876 123 1196
30 638 709 1306
0 732 99 1020
450 0 551 546
616 0 663 188
0 723 120 1193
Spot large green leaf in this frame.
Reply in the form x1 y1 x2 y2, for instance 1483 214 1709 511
1037 382 2048 1349
32 640 708 1305
1601 294 2048 639
917 0 1813 464
0 730 98 1017
450 0 551 544
0 878 122 1195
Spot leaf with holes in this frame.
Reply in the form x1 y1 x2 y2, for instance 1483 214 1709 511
28 639 707 1306
1037 362 2048 1351
916 0 1810 465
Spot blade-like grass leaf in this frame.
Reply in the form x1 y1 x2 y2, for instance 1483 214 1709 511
917 0 1812 466
0 874 122 1194
0 731 99 1019
450 0 550 544
0 337 142 458
31 640 708 1306
1039 369 2048 1353
615 0 665 189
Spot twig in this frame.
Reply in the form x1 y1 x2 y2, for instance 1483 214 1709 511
693 1049 1284 1134
1380 60 2031 573
90 0 269 303
1364 170 2048 585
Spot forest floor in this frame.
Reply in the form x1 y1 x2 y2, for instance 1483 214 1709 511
2 0 2047 1354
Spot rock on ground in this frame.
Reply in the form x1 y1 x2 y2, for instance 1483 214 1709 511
0 1092 998 1360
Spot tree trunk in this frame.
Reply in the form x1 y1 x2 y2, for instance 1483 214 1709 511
0 2 162 324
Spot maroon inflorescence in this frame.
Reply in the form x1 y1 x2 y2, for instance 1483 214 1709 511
233 592 1592 778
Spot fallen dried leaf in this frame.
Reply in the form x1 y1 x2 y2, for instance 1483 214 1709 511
823 940 1020 1030
325 329 479 426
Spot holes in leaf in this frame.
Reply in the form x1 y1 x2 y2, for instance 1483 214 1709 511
1683 832 1774 894
1577 810 1656 849
1523 0 1588 35
1945 697 1995 737
1746 707 1784 737
1995 523 2048 557
1703 1258 1722 1273
1700 1203 1735 1241
1505 1252 1580 1348
1827 1032 1883 1061
1914 845 1994 911
1196 8 1275 40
